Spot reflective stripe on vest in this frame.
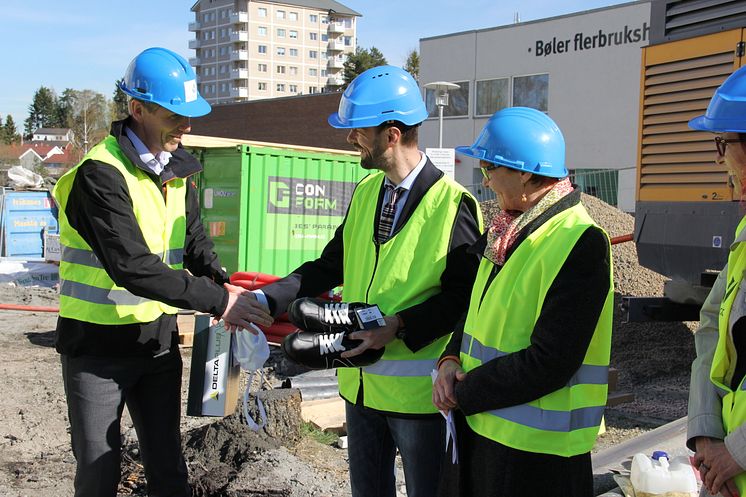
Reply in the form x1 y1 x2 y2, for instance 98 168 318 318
710 216 746 494
461 332 609 387
53 135 187 325
61 245 184 268
460 202 613 457
338 171 482 414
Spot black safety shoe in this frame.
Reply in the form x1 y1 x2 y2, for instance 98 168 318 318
287 297 384 334
281 329 384 369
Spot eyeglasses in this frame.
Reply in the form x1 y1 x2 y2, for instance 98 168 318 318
715 136 746 156
480 164 499 179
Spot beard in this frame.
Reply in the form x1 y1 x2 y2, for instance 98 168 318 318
359 139 391 171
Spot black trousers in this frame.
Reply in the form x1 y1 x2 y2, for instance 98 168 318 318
437 410 593 497
61 349 190 497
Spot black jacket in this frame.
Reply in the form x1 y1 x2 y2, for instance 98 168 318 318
56 119 229 357
261 158 482 353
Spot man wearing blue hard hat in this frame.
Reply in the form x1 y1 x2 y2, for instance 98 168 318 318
688 65 746 497
53 47 272 497
258 65 482 497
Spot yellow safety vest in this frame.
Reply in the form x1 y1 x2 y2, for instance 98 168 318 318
53 135 186 324
338 171 482 414
460 202 613 456
711 216 746 493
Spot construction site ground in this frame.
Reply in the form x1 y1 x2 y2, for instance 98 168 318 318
0 195 698 496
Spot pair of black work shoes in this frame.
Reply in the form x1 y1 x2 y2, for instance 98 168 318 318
282 298 386 369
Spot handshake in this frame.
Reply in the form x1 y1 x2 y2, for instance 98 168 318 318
217 283 274 332
282 298 387 369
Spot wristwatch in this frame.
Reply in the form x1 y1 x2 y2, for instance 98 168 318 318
395 314 407 341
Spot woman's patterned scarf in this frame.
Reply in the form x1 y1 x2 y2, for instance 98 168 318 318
484 178 574 265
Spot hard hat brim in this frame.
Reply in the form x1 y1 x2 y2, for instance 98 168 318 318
688 114 746 133
328 112 351 129
160 96 212 118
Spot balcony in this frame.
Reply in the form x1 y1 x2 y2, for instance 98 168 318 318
230 11 249 24
231 68 249 80
189 57 201 66
327 77 345 86
188 21 201 31
230 31 249 42
230 87 249 99
328 22 344 34
328 39 344 51
230 50 248 61
188 39 202 49
327 58 344 69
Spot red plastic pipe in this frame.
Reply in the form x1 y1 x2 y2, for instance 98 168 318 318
0 303 59 312
610 234 634 245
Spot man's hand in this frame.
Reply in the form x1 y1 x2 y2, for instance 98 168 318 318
693 436 744 497
433 359 466 412
215 283 273 333
340 315 398 358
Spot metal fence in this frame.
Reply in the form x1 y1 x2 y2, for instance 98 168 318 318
465 168 624 207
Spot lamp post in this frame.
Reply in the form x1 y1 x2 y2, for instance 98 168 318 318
424 81 459 148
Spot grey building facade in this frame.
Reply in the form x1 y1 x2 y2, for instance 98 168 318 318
419 1 652 211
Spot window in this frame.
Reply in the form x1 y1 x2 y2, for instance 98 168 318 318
289 48 298 57
220 64 228 74
309 50 317 58
277 83 285 91
309 14 318 22
258 7 267 17
321 69 327 77
219 28 227 38
220 82 227 92
277 65 286 74
344 18 352 28
219 46 227 55
289 84 298 93
309 68 318 76
289 66 298 75
258 63 267 72
309 32 318 41
289 30 298 39
475 78 510 116
276 10 285 19
277 28 285 37
344 36 352 46
321 16 328 24
512 74 549 112
258 26 267 36
289 11 298 21
309 86 318 94
321 34 328 42
425 81 469 117
258 45 267 54
321 51 328 59
277 47 285 56
258 82 267 90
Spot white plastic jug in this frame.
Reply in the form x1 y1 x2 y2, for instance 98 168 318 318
630 451 697 497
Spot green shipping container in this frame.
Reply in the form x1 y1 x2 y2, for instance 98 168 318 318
183 136 365 276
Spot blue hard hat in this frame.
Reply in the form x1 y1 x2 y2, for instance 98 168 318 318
456 107 567 178
119 47 211 117
328 65 428 128
689 65 746 132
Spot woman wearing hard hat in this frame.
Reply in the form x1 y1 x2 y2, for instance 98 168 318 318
688 65 746 497
432 107 614 497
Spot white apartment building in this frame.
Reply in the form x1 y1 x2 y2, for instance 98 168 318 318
189 0 359 104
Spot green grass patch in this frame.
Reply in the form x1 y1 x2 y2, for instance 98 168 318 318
301 421 339 445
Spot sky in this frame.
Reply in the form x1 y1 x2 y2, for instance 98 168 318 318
1 0 630 134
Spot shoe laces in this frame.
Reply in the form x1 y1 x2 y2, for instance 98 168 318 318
323 303 353 325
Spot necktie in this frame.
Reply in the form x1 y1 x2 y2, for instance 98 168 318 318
378 185 404 243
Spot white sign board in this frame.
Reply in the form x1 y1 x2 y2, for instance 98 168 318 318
426 148 455 180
